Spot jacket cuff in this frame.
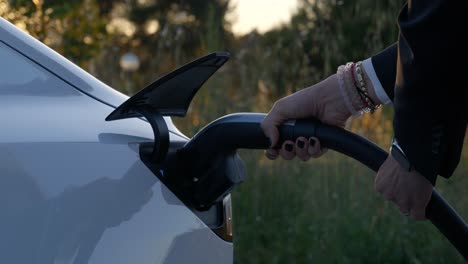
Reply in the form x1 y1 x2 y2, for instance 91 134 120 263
370 43 398 101
391 137 437 185
362 58 392 105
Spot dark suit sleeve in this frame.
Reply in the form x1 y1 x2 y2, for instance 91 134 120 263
389 0 466 184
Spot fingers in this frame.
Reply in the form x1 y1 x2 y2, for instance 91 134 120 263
395 195 411 216
375 155 429 221
307 137 324 158
395 196 426 220
375 156 399 201
398 206 410 216
261 106 284 161
279 140 296 160
264 137 326 161
261 103 326 162
261 103 287 148
265 148 279 160
271 137 326 161
410 208 426 221
392 200 426 220
295 137 310 161
398 200 425 220
408 192 429 221
261 120 280 149
261 108 282 160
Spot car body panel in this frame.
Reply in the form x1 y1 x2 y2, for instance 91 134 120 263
0 17 184 136
0 18 232 263
0 142 232 263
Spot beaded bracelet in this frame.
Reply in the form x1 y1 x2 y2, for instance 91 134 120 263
354 61 380 113
350 63 372 110
336 61 381 115
336 65 359 116
344 62 366 112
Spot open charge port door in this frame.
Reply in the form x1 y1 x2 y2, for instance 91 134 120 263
106 52 241 241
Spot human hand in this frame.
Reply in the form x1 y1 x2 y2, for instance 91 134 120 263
261 74 352 161
375 154 433 220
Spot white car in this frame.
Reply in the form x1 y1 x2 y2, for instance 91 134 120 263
0 17 233 263
1 17 466 263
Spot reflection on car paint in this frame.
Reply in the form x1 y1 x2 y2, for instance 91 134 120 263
0 18 233 263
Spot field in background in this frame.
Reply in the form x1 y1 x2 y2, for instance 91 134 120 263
232 126 467 264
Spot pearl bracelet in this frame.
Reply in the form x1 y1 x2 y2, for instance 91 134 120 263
337 65 360 116
336 61 381 115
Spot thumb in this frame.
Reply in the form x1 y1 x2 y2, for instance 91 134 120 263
264 125 280 148
261 116 281 148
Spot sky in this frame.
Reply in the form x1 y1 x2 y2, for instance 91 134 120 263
230 0 298 35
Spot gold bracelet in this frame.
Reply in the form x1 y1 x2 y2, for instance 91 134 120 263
355 61 381 113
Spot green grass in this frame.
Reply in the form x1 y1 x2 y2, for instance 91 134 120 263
232 149 467 264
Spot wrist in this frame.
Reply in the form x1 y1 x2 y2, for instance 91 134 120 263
390 138 412 172
390 138 436 186
336 61 382 115
308 74 353 125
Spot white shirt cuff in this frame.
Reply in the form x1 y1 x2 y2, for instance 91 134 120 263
362 58 392 105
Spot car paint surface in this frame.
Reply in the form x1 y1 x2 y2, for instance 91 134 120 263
0 18 232 263
0 17 184 136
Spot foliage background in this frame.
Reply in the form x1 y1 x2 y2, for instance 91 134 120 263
1 0 466 262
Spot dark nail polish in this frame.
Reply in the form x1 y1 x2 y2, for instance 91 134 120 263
285 143 293 152
309 138 316 147
297 140 305 148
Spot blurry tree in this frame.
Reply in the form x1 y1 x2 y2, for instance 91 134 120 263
93 0 236 134
1 0 233 94
231 0 404 101
294 0 403 77
93 0 234 91
3 0 107 67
